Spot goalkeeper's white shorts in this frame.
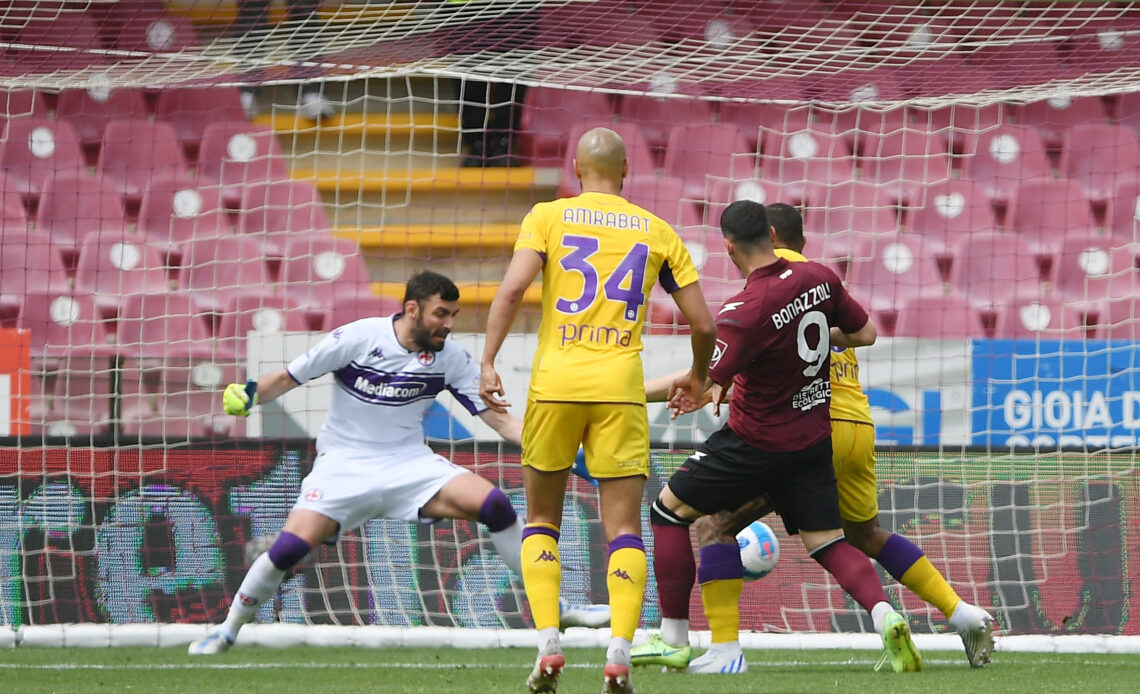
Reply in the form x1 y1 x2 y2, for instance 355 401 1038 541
293 444 467 533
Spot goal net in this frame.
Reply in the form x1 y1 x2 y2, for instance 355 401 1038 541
2 0 1140 652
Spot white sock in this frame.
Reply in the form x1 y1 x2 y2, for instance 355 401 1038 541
871 601 895 633
538 628 561 654
948 601 985 632
219 553 285 640
661 617 690 648
490 517 523 577
607 637 632 666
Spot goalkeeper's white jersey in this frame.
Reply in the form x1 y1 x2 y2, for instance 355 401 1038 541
286 315 486 451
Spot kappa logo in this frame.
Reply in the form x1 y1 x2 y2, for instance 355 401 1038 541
370 347 384 359
535 550 558 563
610 568 634 583
331 328 343 341
304 488 323 501
417 351 435 366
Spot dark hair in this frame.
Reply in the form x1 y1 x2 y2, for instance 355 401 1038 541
719 200 770 249
404 270 460 304
765 202 805 253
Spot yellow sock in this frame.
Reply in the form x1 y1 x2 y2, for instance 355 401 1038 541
606 546 647 641
900 556 961 619
701 578 743 644
521 525 561 631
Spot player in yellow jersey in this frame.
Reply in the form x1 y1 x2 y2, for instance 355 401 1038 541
480 127 716 694
632 202 995 674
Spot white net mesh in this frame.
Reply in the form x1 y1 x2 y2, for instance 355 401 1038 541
2 0 1140 646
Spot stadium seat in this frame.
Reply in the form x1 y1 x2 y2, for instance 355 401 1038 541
802 69 907 149
961 20 1066 88
1051 234 1138 302
119 396 237 440
558 122 656 197
1064 21 1140 77
962 124 1052 208
1059 123 1140 208
154 87 248 157
0 236 71 322
862 125 953 204
116 290 216 360
623 174 703 228
760 126 855 201
0 89 49 126
91 0 170 39
517 87 614 166
704 178 786 229
216 290 311 356
618 93 715 152
949 231 1044 307
56 88 149 156
41 358 116 437
845 235 946 313
1093 296 1140 342
1006 178 1097 256
663 122 755 201
7 13 105 74
320 295 404 331
1113 91 1140 140
905 179 998 254
1011 96 1110 152
136 175 231 260
279 236 373 317
0 201 28 237
1107 179 1140 244
991 292 1088 340
893 292 988 339
719 98 811 152
98 119 188 204
16 291 114 360
111 13 199 53
802 181 898 236
1 117 86 198
34 175 129 259
908 100 1006 154
237 179 330 257
178 235 273 314
73 232 170 314
197 122 290 205
120 355 244 439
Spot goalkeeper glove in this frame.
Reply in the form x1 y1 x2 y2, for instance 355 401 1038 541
223 380 258 416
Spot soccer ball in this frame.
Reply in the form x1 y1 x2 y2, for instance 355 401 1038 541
736 520 780 582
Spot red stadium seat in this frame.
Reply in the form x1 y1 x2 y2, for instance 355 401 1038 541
111 13 199 53
517 87 614 166
908 100 1006 154
1059 123 1140 208
320 295 404 331
178 235 272 314
97 119 188 204
17 291 114 360
1051 234 1138 301
623 174 703 229
862 125 952 204
136 175 231 259
704 178 787 229
7 13 105 75
1 236 71 323
34 175 129 259
57 88 149 155
905 180 998 254
663 122 755 201
559 122 656 197
962 124 1052 207
1 117 86 198
73 232 170 314
1006 178 1097 255
1107 179 1140 244
1094 296 1140 342
216 290 312 356
949 231 1044 308
116 290 215 360
237 179 330 257
198 122 290 205
279 236 373 316
618 93 715 152
154 87 248 156
845 235 946 313
1011 96 1109 152
991 292 1088 340
893 292 988 339
761 126 855 201
719 97 811 152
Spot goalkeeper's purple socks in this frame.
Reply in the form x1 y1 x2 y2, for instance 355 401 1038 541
268 531 311 571
478 487 517 532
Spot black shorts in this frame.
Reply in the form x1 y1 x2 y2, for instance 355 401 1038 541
666 426 841 536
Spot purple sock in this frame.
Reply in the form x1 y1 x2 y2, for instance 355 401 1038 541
697 542 743 583
609 533 645 553
875 533 925 582
478 487 518 532
522 525 559 542
267 531 311 571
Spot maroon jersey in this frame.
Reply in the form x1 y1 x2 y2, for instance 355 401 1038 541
709 257 868 452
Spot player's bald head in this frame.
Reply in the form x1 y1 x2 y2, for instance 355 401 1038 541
574 127 626 181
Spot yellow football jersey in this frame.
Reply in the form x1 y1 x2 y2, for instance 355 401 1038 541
516 191 700 402
774 248 873 424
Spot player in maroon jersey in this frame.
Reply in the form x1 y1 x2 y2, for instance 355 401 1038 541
637 200 923 674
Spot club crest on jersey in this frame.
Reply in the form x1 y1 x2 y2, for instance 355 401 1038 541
304 488 323 501
417 351 435 366
711 339 728 367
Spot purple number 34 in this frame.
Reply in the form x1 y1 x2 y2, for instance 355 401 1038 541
556 235 649 321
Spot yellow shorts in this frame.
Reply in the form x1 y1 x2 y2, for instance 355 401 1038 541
521 400 649 478
831 419 878 524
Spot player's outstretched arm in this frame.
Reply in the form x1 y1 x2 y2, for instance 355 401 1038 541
481 249 544 413
667 281 717 409
222 370 300 416
477 409 523 447
830 319 878 350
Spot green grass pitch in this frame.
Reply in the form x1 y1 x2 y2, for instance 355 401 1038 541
1 646 1135 693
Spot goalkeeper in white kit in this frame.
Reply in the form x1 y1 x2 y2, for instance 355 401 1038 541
190 271 608 655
